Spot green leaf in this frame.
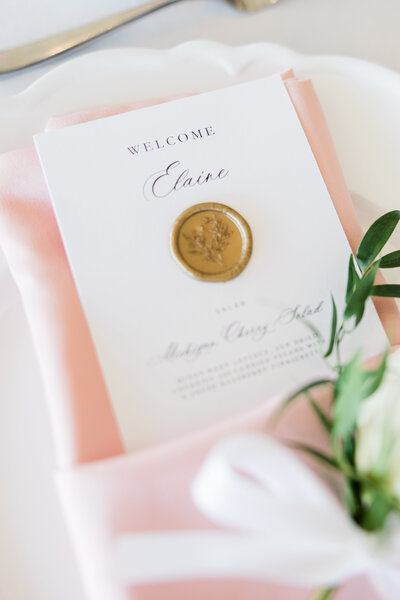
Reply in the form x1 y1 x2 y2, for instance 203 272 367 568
308 396 332 432
359 490 391 532
287 442 338 469
379 250 400 268
344 434 356 465
324 295 338 358
333 353 366 438
356 210 400 271
345 255 360 303
371 284 400 297
333 352 389 441
344 261 380 326
280 379 334 412
343 480 358 516
361 350 388 399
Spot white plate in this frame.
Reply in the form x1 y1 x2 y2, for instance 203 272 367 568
0 41 399 600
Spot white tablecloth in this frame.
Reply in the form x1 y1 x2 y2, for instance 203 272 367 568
1 0 400 99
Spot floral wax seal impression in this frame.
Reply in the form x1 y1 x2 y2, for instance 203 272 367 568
170 202 252 282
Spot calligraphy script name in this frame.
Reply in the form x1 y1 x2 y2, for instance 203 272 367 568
143 160 229 201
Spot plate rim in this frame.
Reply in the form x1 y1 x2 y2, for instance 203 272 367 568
1 39 400 106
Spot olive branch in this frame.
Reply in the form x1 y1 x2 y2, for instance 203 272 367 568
279 210 400 600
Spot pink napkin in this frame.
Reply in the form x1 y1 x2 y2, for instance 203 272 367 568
0 71 398 600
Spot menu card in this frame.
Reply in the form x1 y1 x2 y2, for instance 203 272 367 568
35 74 387 450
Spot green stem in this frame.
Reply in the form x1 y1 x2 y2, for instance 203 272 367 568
311 588 337 600
335 325 343 371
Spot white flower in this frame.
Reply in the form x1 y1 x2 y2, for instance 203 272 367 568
356 348 400 499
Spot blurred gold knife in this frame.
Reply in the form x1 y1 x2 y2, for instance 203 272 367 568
0 0 279 74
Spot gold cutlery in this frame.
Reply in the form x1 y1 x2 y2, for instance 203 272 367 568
0 0 279 74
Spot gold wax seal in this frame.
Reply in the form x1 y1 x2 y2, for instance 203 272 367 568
170 202 252 282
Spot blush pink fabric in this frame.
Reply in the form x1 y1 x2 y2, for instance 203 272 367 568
0 71 398 600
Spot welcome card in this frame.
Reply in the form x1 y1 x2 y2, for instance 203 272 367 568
35 75 387 450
